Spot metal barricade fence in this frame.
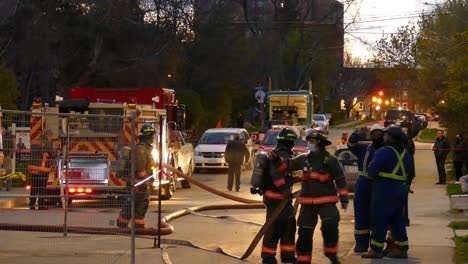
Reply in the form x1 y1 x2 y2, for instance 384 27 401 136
0 109 154 264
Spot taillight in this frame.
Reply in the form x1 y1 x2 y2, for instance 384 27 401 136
69 188 76 193
26 185 31 190
85 188 92 193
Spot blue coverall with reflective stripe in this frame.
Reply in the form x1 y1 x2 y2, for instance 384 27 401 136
367 146 414 252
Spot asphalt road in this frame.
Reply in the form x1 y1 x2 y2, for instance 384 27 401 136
0 124 456 264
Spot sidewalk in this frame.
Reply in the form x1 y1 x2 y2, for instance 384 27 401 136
0 187 28 208
341 141 456 264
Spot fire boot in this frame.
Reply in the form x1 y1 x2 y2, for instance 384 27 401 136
383 236 397 256
386 248 408 259
327 254 341 264
354 245 368 253
361 248 383 259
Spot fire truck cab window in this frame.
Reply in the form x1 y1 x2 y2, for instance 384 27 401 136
87 108 123 132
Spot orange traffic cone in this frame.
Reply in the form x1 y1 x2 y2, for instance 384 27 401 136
216 120 222 128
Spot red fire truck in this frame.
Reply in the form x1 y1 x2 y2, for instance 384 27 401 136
30 87 193 204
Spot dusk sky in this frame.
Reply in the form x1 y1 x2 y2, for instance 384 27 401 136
344 0 444 60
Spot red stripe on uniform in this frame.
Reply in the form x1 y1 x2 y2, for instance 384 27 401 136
276 162 287 172
261 245 276 255
298 195 338 205
302 172 331 182
324 246 338 253
274 178 286 187
280 244 295 252
338 189 349 196
297 255 312 262
264 190 285 200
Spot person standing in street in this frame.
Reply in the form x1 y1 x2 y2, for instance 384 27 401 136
28 129 55 210
453 132 467 183
347 124 384 253
236 112 245 128
336 132 348 146
271 128 348 264
117 124 156 228
251 128 298 264
362 125 415 259
432 130 450 184
225 134 249 192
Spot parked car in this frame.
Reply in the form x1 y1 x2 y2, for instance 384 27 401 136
194 128 254 171
334 127 372 192
384 109 415 128
313 114 329 132
255 128 309 156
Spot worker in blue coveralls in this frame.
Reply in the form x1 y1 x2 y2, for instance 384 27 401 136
347 124 384 253
362 125 415 259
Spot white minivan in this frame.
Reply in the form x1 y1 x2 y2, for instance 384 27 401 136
194 128 254 171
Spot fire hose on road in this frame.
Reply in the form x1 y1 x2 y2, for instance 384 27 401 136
0 162 291 261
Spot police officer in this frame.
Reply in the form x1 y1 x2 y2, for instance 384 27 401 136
271 129 348 264
347 124 384 252
117 124 156 228
251 128 298 264
28 129 55 210
362 125 415 259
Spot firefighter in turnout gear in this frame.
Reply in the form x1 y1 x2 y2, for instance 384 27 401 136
362 125 415 259
270 129 348 264
251 128 298 264
28 129 55 210
117 124 156 228
347 124 384 252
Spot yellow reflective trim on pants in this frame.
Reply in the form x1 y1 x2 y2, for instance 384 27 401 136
371 239 385 248
355 229 370 235
395 240 409 246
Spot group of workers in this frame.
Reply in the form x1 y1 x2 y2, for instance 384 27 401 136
251 124 414 264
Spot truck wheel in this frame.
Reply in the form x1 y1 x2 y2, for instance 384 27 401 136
181 164 192 189
160 182 173 200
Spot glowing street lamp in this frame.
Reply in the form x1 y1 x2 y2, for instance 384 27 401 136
377 98 382 104
372 96 377 102
376 105 381 111
385 100 389 105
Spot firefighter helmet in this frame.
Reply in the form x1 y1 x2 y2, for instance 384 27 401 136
306 128 332 146
277 128 298 141
383 125 404 140
139 124 156 137
370 124 384 133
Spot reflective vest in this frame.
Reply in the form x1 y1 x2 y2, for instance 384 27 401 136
358 150 369 177
377 147 407 181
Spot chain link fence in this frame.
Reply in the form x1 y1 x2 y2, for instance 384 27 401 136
0 109 165 264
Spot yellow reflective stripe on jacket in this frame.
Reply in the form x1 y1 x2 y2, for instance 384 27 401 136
377 147 407 181
354 229 370 235
360 150 370 177
371 239 385 248
395 240 409 246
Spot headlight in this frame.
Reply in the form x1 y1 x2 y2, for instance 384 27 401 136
195 151 202 156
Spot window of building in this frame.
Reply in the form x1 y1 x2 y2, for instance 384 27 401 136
403 103 408 109
358 102 363 110
402 90 408 99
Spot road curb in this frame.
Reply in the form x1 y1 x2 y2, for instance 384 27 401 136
0 197 28 208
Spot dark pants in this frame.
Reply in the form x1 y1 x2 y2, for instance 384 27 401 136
369 179 408 253
29 173 48 208
435 155 447 183
117 181 149 228
227 162 241 191
296 203 340 264
454 161 464 181
261 197 296 264
353 176 372 250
